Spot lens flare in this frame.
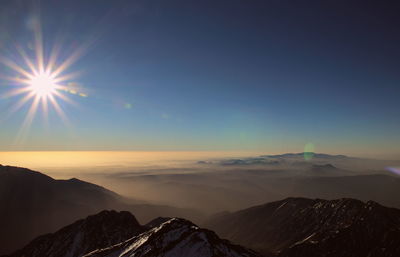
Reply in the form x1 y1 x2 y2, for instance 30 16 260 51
304 143 315 161
385 167 400 176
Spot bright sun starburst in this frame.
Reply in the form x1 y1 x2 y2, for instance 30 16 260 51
0 15 91 142
27 72 57 98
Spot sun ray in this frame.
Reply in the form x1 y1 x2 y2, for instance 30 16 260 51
32 15 45 74
16 44 38 75
45 39 63 74
48 94 70 126
0 87 32 99
0 92 35 125
50 46 85 78
16 96 39 142
0 75 31 85
7 92 36 116
0 57 33 79
52 71 82 84
41 95 49 128
52 89 77 106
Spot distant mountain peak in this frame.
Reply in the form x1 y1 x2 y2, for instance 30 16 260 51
264 152 348 159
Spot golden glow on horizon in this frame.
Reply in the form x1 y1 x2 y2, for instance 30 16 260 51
0 151 397 180
0 151 264 170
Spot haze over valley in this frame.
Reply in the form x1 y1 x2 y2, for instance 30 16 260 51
3 151 397 214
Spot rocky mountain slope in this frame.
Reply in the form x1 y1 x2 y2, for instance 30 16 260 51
83 217 262 257
205 197 400 257
0 165 202 255
6 210 143 257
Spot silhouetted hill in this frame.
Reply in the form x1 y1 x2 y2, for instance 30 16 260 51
0 165 203 255
205 197 400 257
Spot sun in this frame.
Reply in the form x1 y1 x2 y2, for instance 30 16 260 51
27 72 57 98
0 14 91 142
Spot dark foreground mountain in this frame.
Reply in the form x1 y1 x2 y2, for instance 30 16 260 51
6 210 143 257
5 211 261 257
0 165 202 255
84 217 261 257
205 197 400 257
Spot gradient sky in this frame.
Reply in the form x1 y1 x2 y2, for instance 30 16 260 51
0 0 399 157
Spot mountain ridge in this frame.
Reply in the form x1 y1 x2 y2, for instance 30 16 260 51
84 217 263 257
5 196 400 257
205 197 400 257
4 211 262 257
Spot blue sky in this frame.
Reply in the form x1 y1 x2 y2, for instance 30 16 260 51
0 0 399 157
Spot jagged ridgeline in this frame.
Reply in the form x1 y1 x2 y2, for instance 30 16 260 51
5 211 261 257
205 197 400 257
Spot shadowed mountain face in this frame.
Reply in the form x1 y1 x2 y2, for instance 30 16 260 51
0 165 202 255
83 217 262 257
6 210 143 257
5 211 261 257
205 197 400 257
0 165 117 254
